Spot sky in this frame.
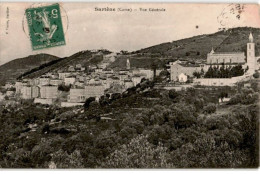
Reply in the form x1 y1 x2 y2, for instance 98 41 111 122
0 2 259 65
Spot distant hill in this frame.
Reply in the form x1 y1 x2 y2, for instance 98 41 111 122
0 49 109 85
135 27 260 58
0 54 59 86
17 50 106 80
109 27 260 70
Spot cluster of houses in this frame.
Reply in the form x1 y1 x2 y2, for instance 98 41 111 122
1 53 158 107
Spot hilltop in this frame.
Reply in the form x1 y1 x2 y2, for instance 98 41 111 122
135 27 260 58
109 27 260 69
0 54 59 86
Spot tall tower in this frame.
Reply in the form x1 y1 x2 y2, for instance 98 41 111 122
126 59 130 70
247 32 256 75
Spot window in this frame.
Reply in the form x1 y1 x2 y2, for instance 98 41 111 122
249 44 251 49
223 59 225 63
230 59 232 63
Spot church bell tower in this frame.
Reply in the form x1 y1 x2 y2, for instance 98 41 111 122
247 32 256 74
126 59 130 70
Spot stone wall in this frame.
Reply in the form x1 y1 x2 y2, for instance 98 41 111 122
193 76 246 86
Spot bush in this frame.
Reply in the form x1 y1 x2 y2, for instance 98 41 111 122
58 84 71 92
168 89 179 101
228 88 258 105
203 103 216 114
100 135 173 168
49 149 84 168
84 97 96 109
253 72 259 78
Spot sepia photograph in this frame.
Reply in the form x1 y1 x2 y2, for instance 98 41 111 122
0 1 259 169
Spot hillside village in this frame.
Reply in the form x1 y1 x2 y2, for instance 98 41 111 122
0 28 259 168
0 32 259 108
0 51 160 107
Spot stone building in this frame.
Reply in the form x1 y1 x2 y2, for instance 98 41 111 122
21 86 40 99
15 81 23 94
39 77 50 86
40 85 58 99
67 85 105 103
84 85 105 99
170 61 200 81
50 79 63 86
68 88 86 103
64 77 76 86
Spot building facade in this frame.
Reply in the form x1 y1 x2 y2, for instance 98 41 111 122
40 85 58 99
170 61 200 81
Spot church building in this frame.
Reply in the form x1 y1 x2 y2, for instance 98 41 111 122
170 32 257 82
204 32 256 75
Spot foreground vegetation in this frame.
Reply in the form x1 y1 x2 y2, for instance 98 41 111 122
0 79 259 168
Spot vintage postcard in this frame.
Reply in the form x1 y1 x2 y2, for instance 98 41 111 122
0 2 259 169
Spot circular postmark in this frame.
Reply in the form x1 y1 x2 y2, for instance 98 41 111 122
22 3 69 39
217 4 246 30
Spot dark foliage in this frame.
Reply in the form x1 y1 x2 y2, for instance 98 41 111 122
204 65 244 78
0 80 258 168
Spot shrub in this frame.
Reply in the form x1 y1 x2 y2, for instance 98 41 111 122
49 149 84 168
203 103 216 114
100 135 173 168
58 84 71 92
253 72 259 78
84 97 96 109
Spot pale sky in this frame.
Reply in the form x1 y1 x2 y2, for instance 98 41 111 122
0 3 259 65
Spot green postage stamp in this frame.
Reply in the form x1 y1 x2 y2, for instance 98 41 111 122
25 3 66 50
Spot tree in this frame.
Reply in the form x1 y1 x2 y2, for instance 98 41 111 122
253 72 259 78
193 71 201 78
84 97 96 109
4 96 9 100
228 87 258 105
204 65 245 78
204 66 213 78
168 89 179 102
58 84 71 92
200 68 204 77
49 149 84 168
100 135 173 168
203 103 216 114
